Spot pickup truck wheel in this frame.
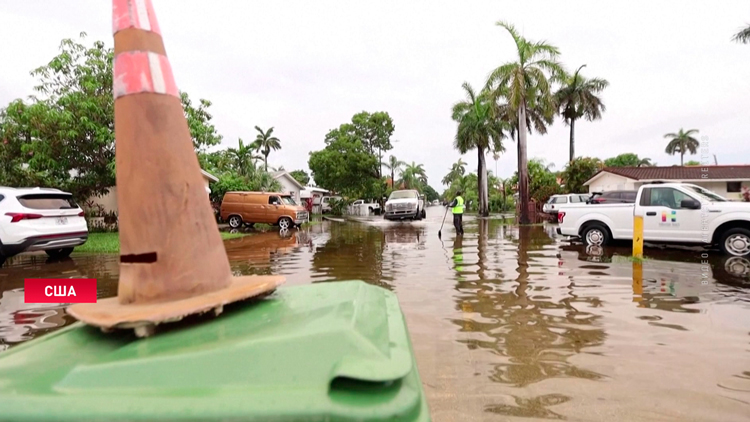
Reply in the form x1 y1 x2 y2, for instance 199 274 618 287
227 215 242 229
582 225 609 246
720 228 750 257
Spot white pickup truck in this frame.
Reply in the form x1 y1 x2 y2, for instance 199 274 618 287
557 183 750 257
351 199 381 214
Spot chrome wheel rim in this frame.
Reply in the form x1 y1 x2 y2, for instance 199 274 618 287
279 219 291 230
228 216 241 228
725 234 750 256
585 229 604 246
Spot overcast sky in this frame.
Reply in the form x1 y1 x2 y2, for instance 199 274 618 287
1 1 748 188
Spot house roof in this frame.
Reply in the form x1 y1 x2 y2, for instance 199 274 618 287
271 171 305 189
200 169 219 183
585 165 750 185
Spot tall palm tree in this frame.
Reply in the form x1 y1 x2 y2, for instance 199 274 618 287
251 126 281 172
227 138 261 177
555 64 609 162
485 21 564 224
383 155 405 188
451 82 506 216
399 162 428 190
732 23 750 44
637 157 653 167
442 158 467 186
664 128 700 166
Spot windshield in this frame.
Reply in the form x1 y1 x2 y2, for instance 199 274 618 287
281 196 297 205
686 186 727 202
389 191 417 200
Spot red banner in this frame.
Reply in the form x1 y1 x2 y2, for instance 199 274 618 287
24 279 97 303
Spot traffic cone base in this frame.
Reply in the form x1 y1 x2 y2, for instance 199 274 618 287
67 0 284 337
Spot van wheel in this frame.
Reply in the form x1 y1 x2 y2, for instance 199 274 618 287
581 224 609 246
719 228 750 257
46 248 74 259
278 217 293 230
227 215 242 228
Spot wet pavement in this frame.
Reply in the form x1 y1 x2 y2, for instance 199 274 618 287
1 208 749 421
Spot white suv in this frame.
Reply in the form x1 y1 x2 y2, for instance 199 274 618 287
0 187 88 263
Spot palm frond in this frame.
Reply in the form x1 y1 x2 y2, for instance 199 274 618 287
732 24 750 43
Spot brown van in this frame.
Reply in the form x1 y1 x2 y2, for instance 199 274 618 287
220 191 309 230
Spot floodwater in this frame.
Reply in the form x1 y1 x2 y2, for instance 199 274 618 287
1 208 750 421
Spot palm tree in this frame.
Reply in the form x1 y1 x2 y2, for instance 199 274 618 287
399 162 428 190
251 126 281 172
637 157 653 167
664 128 700 166
732 23 750 44
442 158 467 186
485 21 565 224
383 155 405 188
451 82 506 216
555 64 609 162
227 138 261 177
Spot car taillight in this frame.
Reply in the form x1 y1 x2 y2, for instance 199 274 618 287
78 211 85 216
557 212 566 224
5 212 43 223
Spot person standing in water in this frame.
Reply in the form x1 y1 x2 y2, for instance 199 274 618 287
447 190 465 235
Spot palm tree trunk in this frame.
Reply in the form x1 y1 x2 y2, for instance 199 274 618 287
680 150 684 166
569 118 576 163
264 154 268 172
478 147 489 216
518 105 530 224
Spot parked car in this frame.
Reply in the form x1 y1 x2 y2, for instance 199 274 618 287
557 182 750 256
351 199 381 215
587 190 637 204
542 193 591 215
320 195 342 214
0 187 88 263
220 191 308 230
384 190 426 221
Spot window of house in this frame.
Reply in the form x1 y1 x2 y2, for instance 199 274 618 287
727 182 742 193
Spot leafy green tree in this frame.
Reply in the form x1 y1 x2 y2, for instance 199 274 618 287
451 82 506 216
603 153 653 167
423 185 440 202
209 172 281 204
684 160 700 166
289 169 310 185
664 128 700 166
399 161 428 190
486 21 564 224
555 65 608 162
733 23 750 44
442 158 467 186
251 126 281 172
350 111 395 177
508 158 561 204
383 155 405 188
308 132 380 198
561 157 603 194
0 34 223 201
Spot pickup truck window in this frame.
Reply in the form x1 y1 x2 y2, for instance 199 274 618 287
687 186 727 202
551 196 567 204
570 196 581 203
643 187 691 209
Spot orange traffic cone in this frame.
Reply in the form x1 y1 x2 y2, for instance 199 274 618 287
67 0 284 337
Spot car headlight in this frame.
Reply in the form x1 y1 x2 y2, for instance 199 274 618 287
386 204 393 211
408 203 416 209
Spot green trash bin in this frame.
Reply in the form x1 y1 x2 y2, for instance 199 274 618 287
0 281 430 421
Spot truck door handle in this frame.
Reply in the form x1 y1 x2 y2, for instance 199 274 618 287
646 212 656 216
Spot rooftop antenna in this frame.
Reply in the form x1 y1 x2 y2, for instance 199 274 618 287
713 154 718 165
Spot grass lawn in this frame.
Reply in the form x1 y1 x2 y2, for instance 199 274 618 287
74 231 247 254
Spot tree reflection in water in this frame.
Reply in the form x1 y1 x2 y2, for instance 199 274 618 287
451 223 607 395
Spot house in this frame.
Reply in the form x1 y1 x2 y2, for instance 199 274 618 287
584 166 750 200
271 171 305 203
88 169 219 214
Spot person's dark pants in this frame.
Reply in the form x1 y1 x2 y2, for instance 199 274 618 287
453 213 464 235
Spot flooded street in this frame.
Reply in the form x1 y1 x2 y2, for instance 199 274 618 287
2 208 750 421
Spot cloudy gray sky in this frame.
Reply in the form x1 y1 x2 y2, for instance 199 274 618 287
1 1 748 189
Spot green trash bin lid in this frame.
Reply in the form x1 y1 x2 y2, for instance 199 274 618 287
0 281 430 421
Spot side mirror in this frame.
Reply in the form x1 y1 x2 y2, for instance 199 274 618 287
681 199 701 209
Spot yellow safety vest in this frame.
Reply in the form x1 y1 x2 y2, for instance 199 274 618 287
452 196 464 214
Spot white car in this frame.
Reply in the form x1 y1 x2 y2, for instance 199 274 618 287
557 182 750 256
384 190 426 221
542 193 591 215
0 187 88 263
351 199 381 214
